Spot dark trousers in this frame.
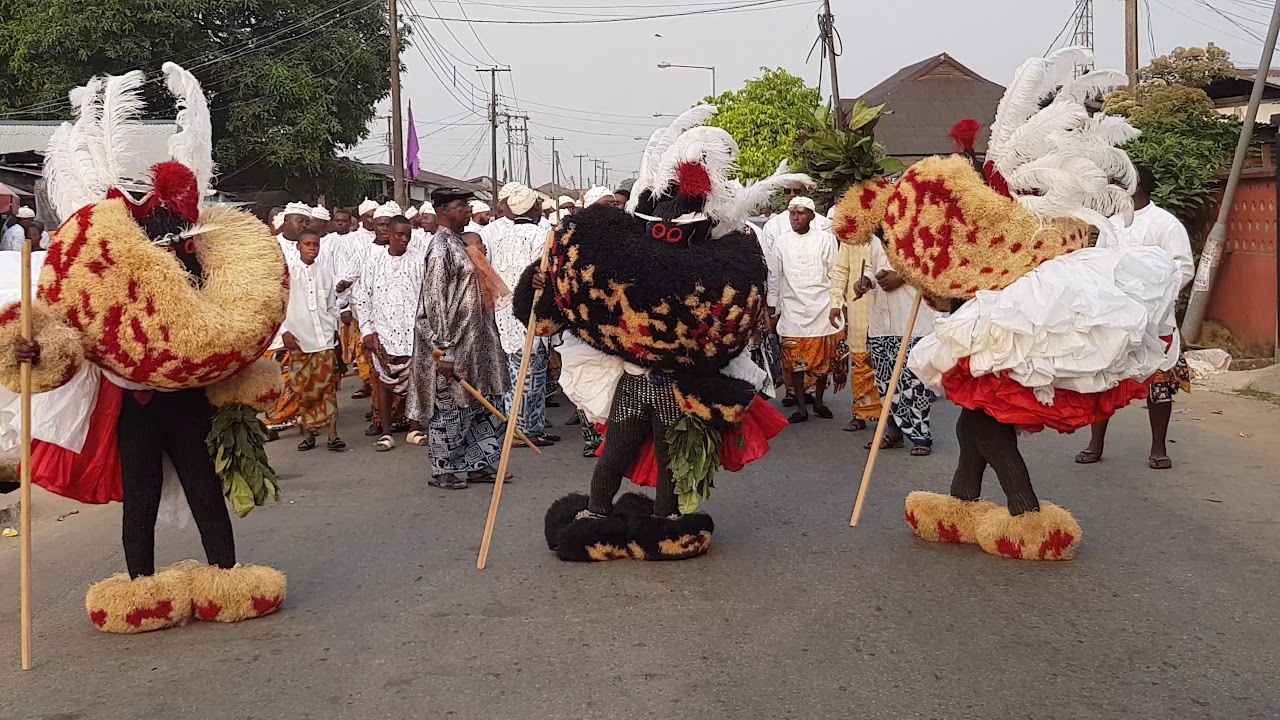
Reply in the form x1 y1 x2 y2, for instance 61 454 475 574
949 408 1040 516
118 389 236 578
588 374 680 518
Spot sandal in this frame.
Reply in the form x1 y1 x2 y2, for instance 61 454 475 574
782 394 798 408
864 436 904 450
327 437 347 451
297 437 317 452
468 468 514 484
910 445 932 457
519 435 556 448
813 405 833 419
566 414 581 426
1148 455 1172 470
843 418 867 432
429 474 468 490
789 412 809 424
1075 449 1103 464
583 447 598 458
365 423 382 437
406 430 429 446
352 387 371 400
375 435 395 452
390 419 411 433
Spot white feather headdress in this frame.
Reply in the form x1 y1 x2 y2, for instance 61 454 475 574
628 106 814 237
985 47 1140 235
43 63 215 223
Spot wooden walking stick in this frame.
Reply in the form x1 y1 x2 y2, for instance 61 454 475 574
850 293 922 527
19 237 33 669
477 230 555 569
432 349 542 455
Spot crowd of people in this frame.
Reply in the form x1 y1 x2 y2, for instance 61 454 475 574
262 182 629 489
0 205 50 250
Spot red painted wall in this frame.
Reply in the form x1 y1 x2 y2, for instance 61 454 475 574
1206 174 1277 357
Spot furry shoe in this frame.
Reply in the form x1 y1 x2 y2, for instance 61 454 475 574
626 513 714 561
904 491 999 545
85 567 193 634
178 561 287 622
974 502 1082 561
544 493 631 561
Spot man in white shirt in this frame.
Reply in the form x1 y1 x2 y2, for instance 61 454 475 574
1077 166 1195 470
465 200 492 235
758 182 829 266
262 201 316 431
490 185 556 446
854 235 939 455
280 230 344 452
2 206 48 251
766 196 839 423
354 214 424 450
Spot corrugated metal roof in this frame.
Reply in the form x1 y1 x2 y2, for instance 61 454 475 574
0 120 177 182
843 54 1005 164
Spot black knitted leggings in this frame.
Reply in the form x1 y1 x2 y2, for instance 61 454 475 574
949 408 1040 516
588 374 681 518
118 389 236 578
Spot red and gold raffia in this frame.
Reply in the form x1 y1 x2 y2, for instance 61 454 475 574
832 178 894 246
0 199 288 392
882 156 1089 299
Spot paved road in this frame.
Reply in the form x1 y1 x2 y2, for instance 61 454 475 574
2 385 1278 719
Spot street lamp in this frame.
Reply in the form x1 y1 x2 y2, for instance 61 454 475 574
653 112 677 118
657 62 716 96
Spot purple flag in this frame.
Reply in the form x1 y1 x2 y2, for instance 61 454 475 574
406 101 421 181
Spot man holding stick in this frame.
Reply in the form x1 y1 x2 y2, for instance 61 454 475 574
406 188 509 490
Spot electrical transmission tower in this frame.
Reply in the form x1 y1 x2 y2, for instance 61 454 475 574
1070 0 1095 77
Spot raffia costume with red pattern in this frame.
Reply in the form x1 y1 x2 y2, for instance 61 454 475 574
0 64 288 632
832 48 1182 561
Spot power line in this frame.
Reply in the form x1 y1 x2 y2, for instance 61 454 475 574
1150 0 1268 47
454 0 503 66
405 0 813 25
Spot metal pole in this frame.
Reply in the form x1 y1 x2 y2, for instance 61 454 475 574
388 0 406 205
1125 0 1139 87
711 66 716 96
575 154 587 191
1183 0 1280 343
821 0 842 125
546 137 562 190
522 117 531 186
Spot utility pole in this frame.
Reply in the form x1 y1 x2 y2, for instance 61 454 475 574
476 68 510 200
502 113 514 183
546 137 562 190
388 0 406 205
521 117 532 186
1125 0 1139 87
819 0 842 126
574 154 588 191
1183 0 1280 343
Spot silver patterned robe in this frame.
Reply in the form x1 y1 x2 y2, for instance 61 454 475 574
406 227 509 423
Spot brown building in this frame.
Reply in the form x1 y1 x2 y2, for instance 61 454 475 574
841 53 1006 166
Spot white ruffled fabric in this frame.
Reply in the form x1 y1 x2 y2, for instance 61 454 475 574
908 246 1181 405
557 332 766 424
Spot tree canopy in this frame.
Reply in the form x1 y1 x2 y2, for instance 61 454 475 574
0 0 396 203
1103 46 1241 226
702 67 821 180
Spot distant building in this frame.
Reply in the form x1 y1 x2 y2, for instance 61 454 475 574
361 163 491 205
840 53 1005 166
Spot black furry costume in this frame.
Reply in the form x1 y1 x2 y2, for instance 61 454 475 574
513 109 807 561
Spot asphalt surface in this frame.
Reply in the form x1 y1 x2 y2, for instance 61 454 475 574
2 385 1278 720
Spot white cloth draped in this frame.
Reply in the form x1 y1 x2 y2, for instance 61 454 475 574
908 246 1181 405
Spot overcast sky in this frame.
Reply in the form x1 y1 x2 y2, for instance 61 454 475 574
347 0 1277 189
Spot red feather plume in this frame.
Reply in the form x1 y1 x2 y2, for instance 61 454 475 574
676 162 713 198
948 119 981 154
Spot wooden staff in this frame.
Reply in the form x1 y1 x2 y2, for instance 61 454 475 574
431 349 541 455
850 293 922 527
477 231 555 569
19 238 33 669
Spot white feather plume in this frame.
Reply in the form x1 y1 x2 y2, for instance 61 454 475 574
162 62 215 198
43 123 92 221
634 105 718 199
712 170 814 238
991 102 1088 176
97 70 147 184
1056 68 1128 106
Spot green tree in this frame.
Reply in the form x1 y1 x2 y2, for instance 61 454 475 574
702 67 820 180
0 0 397 203
1103 46 1241 226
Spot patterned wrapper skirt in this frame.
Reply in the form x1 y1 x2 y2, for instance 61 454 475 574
287 349 338 432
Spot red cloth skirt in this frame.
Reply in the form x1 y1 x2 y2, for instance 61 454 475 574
24 380 124 504
595 396 789 487
942 358 1149 434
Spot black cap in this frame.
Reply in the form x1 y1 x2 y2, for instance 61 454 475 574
431 187 474 206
